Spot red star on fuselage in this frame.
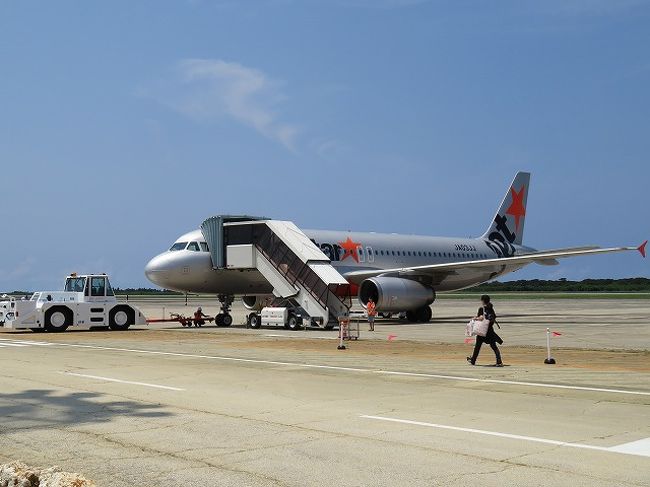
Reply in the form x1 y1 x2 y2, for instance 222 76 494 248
339 237 361 263
506 185 526 231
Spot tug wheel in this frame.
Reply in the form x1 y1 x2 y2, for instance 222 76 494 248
109 306 134 331
45 306 72 332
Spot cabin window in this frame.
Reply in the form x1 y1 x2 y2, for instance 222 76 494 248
187 242 200 251
200 242 209 252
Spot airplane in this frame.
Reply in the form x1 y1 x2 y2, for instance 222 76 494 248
145 172 646 326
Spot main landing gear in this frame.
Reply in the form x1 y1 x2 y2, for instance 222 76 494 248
215 294 234 327
404 306 432 323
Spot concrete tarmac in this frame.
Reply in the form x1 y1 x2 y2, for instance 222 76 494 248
1 298 648 486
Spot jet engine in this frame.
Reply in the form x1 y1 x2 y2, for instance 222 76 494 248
358 277 435 312
242 295 273 311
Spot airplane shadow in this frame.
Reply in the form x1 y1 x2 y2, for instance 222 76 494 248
0 388 172 433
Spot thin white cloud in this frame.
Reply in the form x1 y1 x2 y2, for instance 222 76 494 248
170 58 300 151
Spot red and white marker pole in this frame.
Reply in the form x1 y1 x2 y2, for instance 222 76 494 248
544 327 556 364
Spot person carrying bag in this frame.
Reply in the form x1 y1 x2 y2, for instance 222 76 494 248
466 295 503 366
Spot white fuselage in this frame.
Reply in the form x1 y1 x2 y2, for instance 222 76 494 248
144 228 532 296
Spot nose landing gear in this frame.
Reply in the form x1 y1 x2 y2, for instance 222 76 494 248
215 294 234 327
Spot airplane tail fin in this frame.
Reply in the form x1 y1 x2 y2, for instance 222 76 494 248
481 171 530 246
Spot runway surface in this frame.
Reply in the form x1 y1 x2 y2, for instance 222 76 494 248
1 298 648 486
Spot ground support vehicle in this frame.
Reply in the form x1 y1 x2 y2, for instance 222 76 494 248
0 274 147 332
246 306 308 330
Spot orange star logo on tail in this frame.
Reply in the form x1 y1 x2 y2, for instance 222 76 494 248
339 237 361 262
506 185 526 231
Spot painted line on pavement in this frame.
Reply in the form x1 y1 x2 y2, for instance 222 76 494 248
62 372 185 391
24 340 649 397
264 334 337 340
360 415 650 458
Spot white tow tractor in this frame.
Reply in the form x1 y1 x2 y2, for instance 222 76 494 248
0 273 147 333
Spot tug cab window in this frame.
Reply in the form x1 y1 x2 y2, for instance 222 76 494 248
169 242 188 251
106 279 115 297
90 277 106 297
65 277 86 292
187 242 200 251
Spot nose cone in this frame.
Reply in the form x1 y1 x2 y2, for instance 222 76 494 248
145 253 174 288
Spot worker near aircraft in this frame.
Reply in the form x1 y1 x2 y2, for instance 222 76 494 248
193 307 208 327
367 297 377 331
467 295 503 366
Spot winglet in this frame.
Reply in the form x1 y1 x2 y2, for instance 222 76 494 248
638 240 647 258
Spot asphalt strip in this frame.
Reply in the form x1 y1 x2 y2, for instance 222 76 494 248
19 340 649 397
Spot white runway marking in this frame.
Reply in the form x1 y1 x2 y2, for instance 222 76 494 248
20 340 647 397
609 438 650 457
264 334 337 340
361 415 650 458
0 338 52 346
63 372 185 391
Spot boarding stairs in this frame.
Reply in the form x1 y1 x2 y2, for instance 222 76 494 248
201 216 351 325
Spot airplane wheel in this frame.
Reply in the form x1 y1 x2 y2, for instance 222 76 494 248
287 315 301 330
248 313 261 329
221 314 233 327
405 310 417 323
45 306 72 332
416 306 432 323
215 314 224 326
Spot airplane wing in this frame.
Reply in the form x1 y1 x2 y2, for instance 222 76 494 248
343 242 647 285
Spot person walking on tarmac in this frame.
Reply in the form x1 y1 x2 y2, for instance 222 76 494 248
467 295 503 366
367 297 377 331
193 307 208 327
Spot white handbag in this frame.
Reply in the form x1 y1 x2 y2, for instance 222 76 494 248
469 319 489 337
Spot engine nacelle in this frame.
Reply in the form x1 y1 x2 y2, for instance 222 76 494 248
242 295 273 311
358 277 435 312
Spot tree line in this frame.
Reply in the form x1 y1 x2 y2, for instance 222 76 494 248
461 278 650 293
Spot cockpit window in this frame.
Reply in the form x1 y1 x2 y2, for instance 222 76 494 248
65 277 86 292
169 242 188 251
200 242 209 252
187 242 200 252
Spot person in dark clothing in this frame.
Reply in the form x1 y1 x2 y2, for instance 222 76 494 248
467 295 503 366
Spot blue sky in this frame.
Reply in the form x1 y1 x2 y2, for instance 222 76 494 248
1 0 648 291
